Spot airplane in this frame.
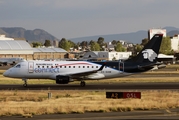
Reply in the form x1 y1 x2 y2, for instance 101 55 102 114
3 34 163 87
0 57 24 66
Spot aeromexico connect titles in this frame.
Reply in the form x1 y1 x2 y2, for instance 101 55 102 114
3 34 164 87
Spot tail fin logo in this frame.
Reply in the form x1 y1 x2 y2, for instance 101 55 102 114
142 49 157 62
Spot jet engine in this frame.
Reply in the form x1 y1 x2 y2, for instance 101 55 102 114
56 75 70 84
86 73 105 79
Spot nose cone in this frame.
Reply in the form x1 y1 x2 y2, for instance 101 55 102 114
3 70 9 77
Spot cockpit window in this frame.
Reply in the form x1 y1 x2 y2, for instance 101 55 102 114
15 64 21 68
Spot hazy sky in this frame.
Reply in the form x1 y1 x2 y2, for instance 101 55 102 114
0 0 179 39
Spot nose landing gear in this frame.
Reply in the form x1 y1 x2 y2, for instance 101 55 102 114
22 78 28 87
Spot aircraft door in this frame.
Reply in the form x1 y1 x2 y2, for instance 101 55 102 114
119 62 124 71
28 62 34 73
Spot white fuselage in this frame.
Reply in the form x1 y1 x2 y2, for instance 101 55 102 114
3 60 131 80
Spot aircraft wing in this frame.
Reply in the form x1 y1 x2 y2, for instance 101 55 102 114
59 62 106 77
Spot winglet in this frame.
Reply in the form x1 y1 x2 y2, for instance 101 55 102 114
98 62 106 71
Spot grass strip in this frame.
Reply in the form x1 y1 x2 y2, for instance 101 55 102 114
0 90 178 116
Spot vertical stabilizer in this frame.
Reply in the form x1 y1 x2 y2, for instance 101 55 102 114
130 34 163 63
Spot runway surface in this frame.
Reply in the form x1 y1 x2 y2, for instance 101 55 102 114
1 108 179 120
0 82 179 90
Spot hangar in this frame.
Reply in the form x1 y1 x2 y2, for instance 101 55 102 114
0 40 34 60
33 47 67 60
0 35 68 60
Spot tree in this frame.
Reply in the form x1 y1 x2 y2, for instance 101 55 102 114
97 37 105 51
89 40 95 46
74 42 80 50
97 37 104 45
90 42 100 51
58 38 66 48
80 41 88 49
159 37 172 54
141 38 149 46
58 38 71 51
115 42 126 52
44 40 51 47
112 40 117 45
133 44 143 55
31 42 42 48
68 40 75 48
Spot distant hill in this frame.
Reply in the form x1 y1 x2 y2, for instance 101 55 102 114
70 26 179 44
0 26 179 44
163 26 179 32
167 30 179 37
164 26 179 37
0 27 58 43
69 30 148 44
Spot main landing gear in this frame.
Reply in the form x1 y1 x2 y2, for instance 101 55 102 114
22 78 28 87
80 81 86 87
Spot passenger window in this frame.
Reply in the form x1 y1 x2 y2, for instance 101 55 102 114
69 66 71 68
73 66 75 68
83 66 85 68
96 66 98 68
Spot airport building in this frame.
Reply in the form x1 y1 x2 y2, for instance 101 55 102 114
148 28 179 52
33 47 67 60
0 34 14 40
0 39 34 59
0 35 68 60
170 35 179 52
148 28 167 39
83 51 132 61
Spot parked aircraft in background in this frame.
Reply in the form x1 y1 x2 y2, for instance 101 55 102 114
0 57 24 66
3 34 163 87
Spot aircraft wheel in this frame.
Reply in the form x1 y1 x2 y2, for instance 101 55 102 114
23 84 27 87
80 81 86 87
22 78 28 87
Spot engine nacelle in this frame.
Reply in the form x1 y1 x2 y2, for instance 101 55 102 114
56 75 70 84
86 73 105 79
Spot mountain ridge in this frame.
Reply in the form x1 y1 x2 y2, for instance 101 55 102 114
0 26 179 44
0 27 58 43
69 27 179 44
69 30 147 44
